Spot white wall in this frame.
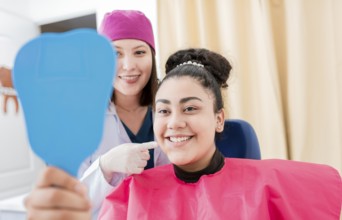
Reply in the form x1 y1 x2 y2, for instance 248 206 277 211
0 0 44 201
0 0 30 18
28 0 97 25
0 0 37 67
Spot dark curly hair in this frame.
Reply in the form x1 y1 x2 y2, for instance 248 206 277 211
160 48 232 112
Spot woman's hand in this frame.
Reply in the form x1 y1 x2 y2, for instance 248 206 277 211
25 167 91 220
100 141 158 181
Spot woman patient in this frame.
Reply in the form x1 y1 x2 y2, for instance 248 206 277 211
25 48 342 220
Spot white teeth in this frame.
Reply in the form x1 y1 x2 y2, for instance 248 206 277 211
169 136 191 143
120 75 138 80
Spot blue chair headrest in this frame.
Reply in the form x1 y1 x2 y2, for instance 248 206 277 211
215 119 261 159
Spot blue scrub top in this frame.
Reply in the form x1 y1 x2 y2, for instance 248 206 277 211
122 106 154 169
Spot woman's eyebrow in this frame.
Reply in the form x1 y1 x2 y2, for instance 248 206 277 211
114 45 147 50
133 45 148 50
155 97 202 105
155 99 170 104
179 97 202 104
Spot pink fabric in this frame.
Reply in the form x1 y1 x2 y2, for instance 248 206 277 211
99 10 155 51
99 158 342 220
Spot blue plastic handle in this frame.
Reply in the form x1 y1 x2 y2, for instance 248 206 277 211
13 29 116 176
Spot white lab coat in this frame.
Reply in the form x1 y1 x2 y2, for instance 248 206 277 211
78 102 169 219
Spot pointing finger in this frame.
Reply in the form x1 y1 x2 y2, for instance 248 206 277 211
137 141 158 151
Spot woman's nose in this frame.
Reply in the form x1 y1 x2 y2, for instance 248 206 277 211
122 55 135 71
167 113 186 130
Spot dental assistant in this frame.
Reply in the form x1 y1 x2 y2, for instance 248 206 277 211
78 10 169 218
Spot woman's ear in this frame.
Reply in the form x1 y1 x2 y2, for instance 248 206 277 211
215 108 225 132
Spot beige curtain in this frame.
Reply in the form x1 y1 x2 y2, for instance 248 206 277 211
157 0 342 172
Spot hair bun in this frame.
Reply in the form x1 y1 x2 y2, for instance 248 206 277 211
165 48 231 88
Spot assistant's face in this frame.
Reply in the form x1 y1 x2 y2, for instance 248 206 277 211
154 76 224 172
112 39 152 97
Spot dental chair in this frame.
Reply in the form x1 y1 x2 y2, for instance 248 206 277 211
215 119 261 159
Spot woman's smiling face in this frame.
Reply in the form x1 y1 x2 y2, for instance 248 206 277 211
112 39 152 97
154 76 224 172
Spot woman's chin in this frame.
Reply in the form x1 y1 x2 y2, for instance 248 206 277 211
168 155 191 167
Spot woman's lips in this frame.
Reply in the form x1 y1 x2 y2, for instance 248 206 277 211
119 75 139 83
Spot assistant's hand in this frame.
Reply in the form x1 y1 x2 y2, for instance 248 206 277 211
100 141 158 180
25 167 91 220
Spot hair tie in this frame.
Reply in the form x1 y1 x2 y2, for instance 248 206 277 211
176 61 204 68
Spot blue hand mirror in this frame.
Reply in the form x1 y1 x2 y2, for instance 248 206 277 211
12 29 116 176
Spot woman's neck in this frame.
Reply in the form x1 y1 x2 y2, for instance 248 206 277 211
173 148 225 183
114 91 142 112
114 91 148 134
177 146 216 172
